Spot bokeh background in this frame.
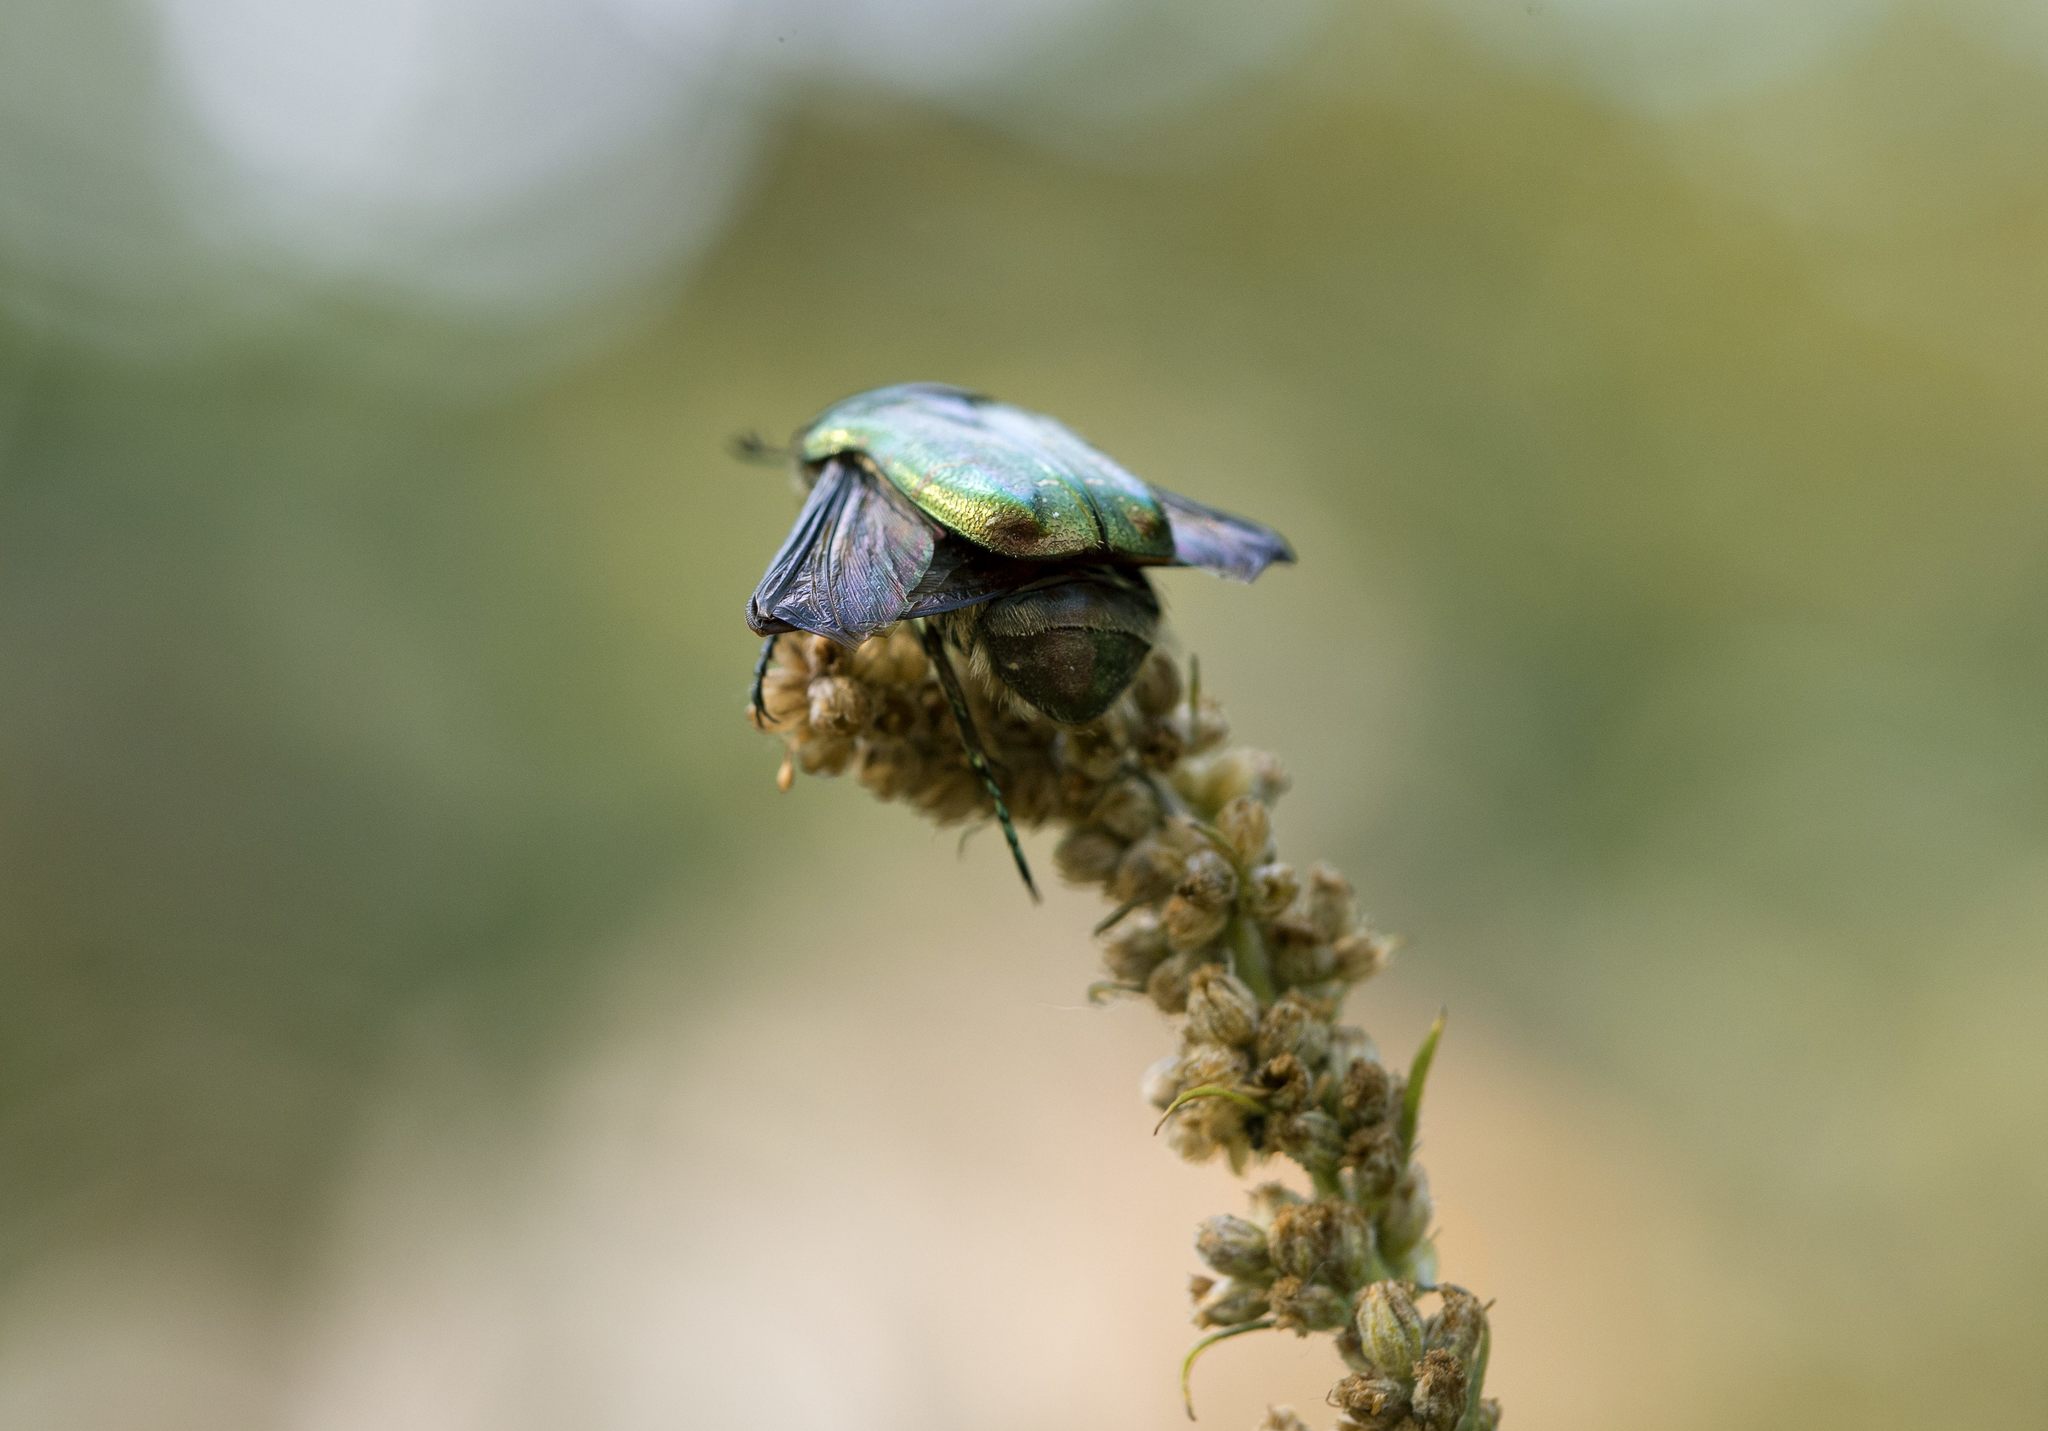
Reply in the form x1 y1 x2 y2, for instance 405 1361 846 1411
5 1 2046 1427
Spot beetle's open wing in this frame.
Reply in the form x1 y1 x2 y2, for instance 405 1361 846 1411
896 536 1040 620
1156 488 1295 582
747 457 938 646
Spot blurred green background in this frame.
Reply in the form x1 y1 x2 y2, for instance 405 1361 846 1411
4 1 2045 1427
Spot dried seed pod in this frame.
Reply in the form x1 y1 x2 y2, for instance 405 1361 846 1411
1409 1348 1468 1431
1247 861 1300 918
1355 1282 1426 1381
1346 1126 1404 1201
1247 1182 1305 1222
1333 928 1393 983
1055 826 1126 886
1340 1058 1394 1125
1269 1275 1351 1333
1186 966 1260 1047
1256 1053 1312 1114
1273 1109 1345 1178
1195 1278 1271 1328
1257 991 1334 1068
1216 795 1274 865
1378 1167 1433 1263
1425 1286 1487 1366
1141 1053 1183 1110
1330 1373 1411 1431
1090 778 1163 841
1305 863 1356 942
1145 950 1199 1013
1115 831 1194 904
1269 1200 1372 1289
1164 894 1231 953
1104 911 1171 985
1195 1215 1273 1280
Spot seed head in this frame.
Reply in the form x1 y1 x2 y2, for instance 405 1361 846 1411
1129 649 1182 717
1326 1026 1381 1080
1162 1045 1254 1163
1408 1348 1468 1430
1186 966 1261 1047
1195 1278 1272 1328
1340 1058 1394 1125
848 625 925 685
1055 826 1126 886
1115 829 1196 904
1377 1168 1433 1263
1217 795 1274 865
1271 938 1338 989
1246 1181 1304 1222
1142 1052 1184 1110
1170 701 1231 756
1332 928 1394 983
1145 950 1198 1013
1270 1200 1372 1289
1269 1275 1352 1333
807 675 871 736
1274 1109 1346 1179
1255 1053 1312 1114
1346 1125 1404 1201
1054 723 1125 782
1329 1373 1411 1431
1246 861 1300 919
1257 1409 1312 1431
1104 911 1171 985
1305 863 1357 942
1355 1282 1427 1380
743 633 1499 1424
1425 1287 1487 1367
1195 1214 1273 1280
1257 991 1334 1067
1180 848 1239 909
1090 778 1162 841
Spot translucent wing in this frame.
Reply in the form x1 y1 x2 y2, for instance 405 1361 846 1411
746 457 939 646
1155 487 1295 582
896 535 1042 620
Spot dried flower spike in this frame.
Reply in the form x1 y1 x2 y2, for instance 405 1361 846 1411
747 627 1498 1429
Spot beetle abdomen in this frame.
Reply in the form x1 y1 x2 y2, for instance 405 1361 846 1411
973 569 1161 725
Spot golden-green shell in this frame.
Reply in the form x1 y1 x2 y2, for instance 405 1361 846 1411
798 383 1176 562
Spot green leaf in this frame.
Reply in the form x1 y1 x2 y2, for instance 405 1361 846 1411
1179 1318 1274 1419
1398 1008 1446 1157
1453 1319 1492 1431
1154 1084 1269 1135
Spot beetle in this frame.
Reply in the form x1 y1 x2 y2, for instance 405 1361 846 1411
747 383 1292 897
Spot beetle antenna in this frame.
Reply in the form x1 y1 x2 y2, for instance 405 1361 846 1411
729 431 793 467
915 621 1040 902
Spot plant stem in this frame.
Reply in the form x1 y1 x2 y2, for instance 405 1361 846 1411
1226 913 1277 1005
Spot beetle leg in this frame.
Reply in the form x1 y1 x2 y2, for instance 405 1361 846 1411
749 634 779 725
915 621 1040 902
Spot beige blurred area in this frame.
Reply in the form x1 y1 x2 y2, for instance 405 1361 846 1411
4 1 2046 1427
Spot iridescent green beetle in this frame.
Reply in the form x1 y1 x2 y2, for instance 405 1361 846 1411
747 383 1292 895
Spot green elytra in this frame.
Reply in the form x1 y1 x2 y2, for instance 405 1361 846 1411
754 382 1293 899
798 383 1177 563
